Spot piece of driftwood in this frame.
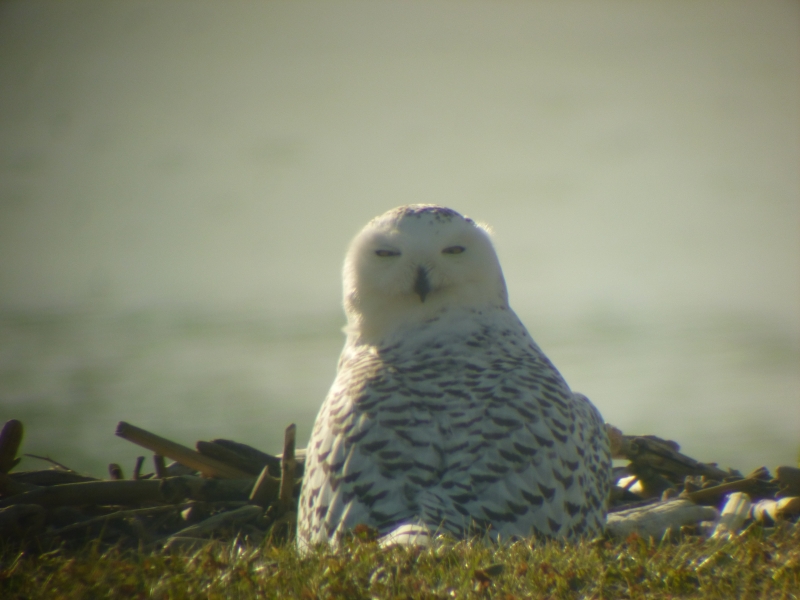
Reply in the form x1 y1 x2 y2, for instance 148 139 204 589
775 466 800 497
158 476 256 504
0 472 41 496
153 455 167 479
0 420 24 474
249 466 281 507
681 475 776 505
205 439 284 476
279 424 297 513
751 497 800 524
197 441 273 476
44 504 183 539
612 431 733 482
625 464 678 498
7 469 98 487
606 499 719 539
710 492 752 539
0 504 45 538
133 456 145 480
115 422 251 479
22 454 74 471
166 504 263 540
0 479 165 509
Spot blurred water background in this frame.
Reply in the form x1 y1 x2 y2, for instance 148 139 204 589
0 0 798 478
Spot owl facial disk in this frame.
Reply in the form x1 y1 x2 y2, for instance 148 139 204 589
343 205 510 342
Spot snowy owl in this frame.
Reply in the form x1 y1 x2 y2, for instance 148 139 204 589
297 205 611 549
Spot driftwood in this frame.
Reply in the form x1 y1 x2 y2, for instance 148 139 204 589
8 469 97 487
775 466 800 497
167 504 262 540
606 424 798 540
606 499 719 539
710 492 752 539
159 476 255 504
279 424 297 513
43 504 183 539
115 422 251 479
608 426 734 482
197 440 280 477
153 455 167 479
249 466 281 507
0 504 46 538
751 497 800 524
681 474 775 505
0 416 797 551
0 479 165 508
0 420 24 474
0 472 41 496
0 419 304 550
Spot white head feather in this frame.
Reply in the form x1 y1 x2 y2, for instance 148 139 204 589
342 205 509 344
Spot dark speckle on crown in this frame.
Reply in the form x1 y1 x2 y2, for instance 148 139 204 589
381 205 475 226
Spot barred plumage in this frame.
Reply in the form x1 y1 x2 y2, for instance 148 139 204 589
297 205 611 549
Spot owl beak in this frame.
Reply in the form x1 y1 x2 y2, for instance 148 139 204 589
413 266 431 302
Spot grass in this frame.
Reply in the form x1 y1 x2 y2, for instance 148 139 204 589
1 524 798 599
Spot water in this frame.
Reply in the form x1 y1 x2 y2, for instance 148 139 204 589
0 1 798 477
1 308 796 477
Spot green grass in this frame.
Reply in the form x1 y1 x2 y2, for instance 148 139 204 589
1 524 798 599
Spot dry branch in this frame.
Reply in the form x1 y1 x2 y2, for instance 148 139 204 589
614 432 732 481
279 424 296 512
710 492 752 539
776 466 800 496
0 420 23 474
0 479 165 508
8 469 97 487
166 504 262 540
606 499 718 539
681 475 775 505
0 472 41 497
249 466 281 507
196 441 268 476
158 476 255 503
115 422 251 479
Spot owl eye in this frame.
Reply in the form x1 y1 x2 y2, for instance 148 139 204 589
375 249 400 257
442 246 465 255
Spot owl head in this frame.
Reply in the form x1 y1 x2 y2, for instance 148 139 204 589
343 205 509 343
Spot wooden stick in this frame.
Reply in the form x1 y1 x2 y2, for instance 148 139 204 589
249 466 281 507
710 492 751 539
208 439 282 473
776 466 800 496
166 504 262 540
133 456 145 480
606 499 719 539
681 476 774 505
751 497 800 524
0 419 23 474
22 454 73 472
158 476 255 503
44 504 184 538
115 422 251 479
0 479 165 508
153 455 167 479
8 469 97 486
279 424 296 512
0 472 41 496
196 441 268 476
619 435 733 481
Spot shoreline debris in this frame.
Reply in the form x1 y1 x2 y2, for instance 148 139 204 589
0 419 797 551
